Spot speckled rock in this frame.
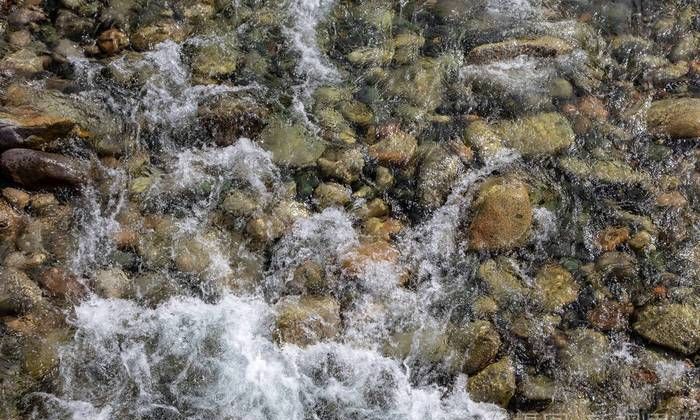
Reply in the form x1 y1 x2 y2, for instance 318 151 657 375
468 177 533 250
633 304 700 355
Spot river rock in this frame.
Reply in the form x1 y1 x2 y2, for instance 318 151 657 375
560 328 610 384
391 32 424 64
130 20 188 51
558 157 652 186
478 258 528 305
93 267 132 299
468 177 533 250
382 58 445 111
633 304 700 355
347 47 394 66
0 49 45 77
0 198 23 241
314 182 352 210
534 264 578 312
2 85 126 155
448 320 502 374
0 268 44 315
647 98 700 139
467 36 574 64
97 28 129 56
0 149 91 188
0 112 76 151
258 119 326 168
318 147 364 184
416 142 463 209
188 34 240 82
429 0 486 21
37 267 86 300
368 126 418 166
464 120 507 162
492 113 574 157
198 94 269 142
341 240 400 276
467 358 516 407
290 260 327 295
316 108 357 145
221 189 262 219
1 188 30 210
274 296 341 346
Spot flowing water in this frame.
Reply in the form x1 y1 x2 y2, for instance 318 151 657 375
1 0 699 419
29 1 510 419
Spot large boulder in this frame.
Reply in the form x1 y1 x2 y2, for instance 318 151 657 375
647 98 700 139
2 85 127 155
633 304 700 355
468 177 533 250
0 149 91 188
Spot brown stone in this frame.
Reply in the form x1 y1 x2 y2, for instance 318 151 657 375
0 111 76 150
578 96 609 121
38 267 86 300
587 300 632 331
341 240 400 276
97 29 129 56
468 177 533 250
596 226 630 251
2 188 31 209
0 149 91 188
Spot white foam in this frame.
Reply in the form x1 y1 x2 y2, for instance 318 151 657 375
35 294 505 420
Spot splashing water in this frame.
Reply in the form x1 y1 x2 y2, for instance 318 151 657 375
284 0 340 119
34 294 505 420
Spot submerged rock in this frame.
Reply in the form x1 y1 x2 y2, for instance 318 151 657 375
274 296 341 347
130 20 188 51
534 264 578 312
560 328 610 384
558 157 651 186
633 304 700 355
492 113 574 157
314 182 352 209
368 126 418 167
198 94 269 143
0 112 76 150
0 149 91 188
0 49 45 77
257 120 326 168
467 36 574 63
478 258 528 305
647 98 700 139
449 320 502 374
93 268 132 299
468 177 533 251
0 268 44 315
416 142 463 209
467 358 516 407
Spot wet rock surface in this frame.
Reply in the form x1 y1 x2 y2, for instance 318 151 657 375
1 0 699 419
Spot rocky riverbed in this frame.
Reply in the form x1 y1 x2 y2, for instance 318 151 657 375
0 0 699 419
